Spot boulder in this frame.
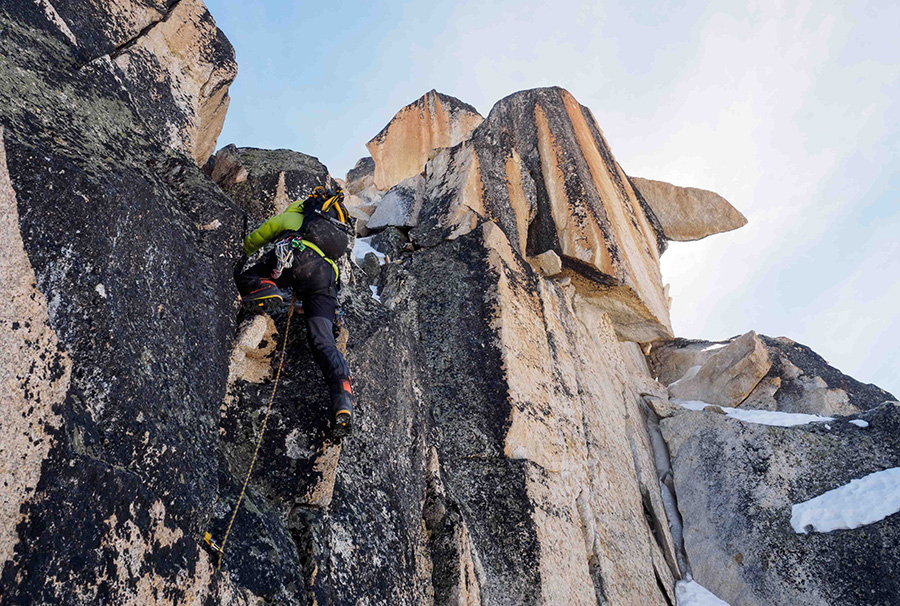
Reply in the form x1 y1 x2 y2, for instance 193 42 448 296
631 177 747 241
209 145 334 224
662 401 900 606
667 331 772 407
367 90 484 190
369 226 410 259
648 338 730 386
367 173 425 230
345 155 375 194
653 335 895 415
534 249 563 276
412 87 672 342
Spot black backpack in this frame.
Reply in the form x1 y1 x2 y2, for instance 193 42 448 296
299 186 354 260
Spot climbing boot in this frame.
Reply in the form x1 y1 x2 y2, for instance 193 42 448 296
242 279 284 313
329 380 354 439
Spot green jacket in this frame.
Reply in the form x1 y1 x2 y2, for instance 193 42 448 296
243 199 305 255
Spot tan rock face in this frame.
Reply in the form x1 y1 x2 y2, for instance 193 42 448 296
412 87 672 342
668 331 771 407
631 177 747 241
481 223 678 604
367 90 484 190
533 249 562 276
109 0 237 164
0 128 72 570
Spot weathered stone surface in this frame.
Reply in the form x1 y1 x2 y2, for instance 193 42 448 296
631 177 747 241
401 223 678 604
50 0 236 165
648 339 729 386
0 4 257 602
367 173 425 230
345 155 375 194
0 127 71 571
109 0 237 165
662 401 900 605
652 335 894 415
668 331 772 407
412 87 672 342
370 226 411 259
209 145 335 225
533 249 562 276
367 90 484 190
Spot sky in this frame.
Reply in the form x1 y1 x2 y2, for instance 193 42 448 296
205 0 899 397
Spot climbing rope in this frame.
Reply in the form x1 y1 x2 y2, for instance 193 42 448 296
204 295 296 571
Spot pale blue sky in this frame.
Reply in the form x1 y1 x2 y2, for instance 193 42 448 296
206 0 899 397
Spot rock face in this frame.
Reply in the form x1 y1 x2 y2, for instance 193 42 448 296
367 173 425 230
345 155 375 194
652 335 894 415
5 3 894 605
667 331 772 407
51 0 236 165
663 401 900 606
631 177 747 241
207 144 336 224
411 87 672 342
367 90 484 191
0 3 251 602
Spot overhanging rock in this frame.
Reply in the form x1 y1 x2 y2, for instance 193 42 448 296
411 87 673 342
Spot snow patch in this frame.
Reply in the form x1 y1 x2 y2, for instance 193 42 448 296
674 400 834 427
702 343 729 352
676 579 731 606
95 283 107 299
369 285 381 302
669 365 702 387
850 419 869 428
353 236 386 264
791 467 900 533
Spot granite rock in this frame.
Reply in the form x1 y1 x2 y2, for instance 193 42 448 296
367 90 484 191
631 177 747 241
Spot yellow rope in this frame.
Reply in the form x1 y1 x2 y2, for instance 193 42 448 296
213 295 296 571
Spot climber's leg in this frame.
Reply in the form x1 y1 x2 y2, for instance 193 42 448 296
303 291 354 437
236 251 285 312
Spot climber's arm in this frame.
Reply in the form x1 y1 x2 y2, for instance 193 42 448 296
243 214 289 255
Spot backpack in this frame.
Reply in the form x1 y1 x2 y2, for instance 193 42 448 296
298 186 354 260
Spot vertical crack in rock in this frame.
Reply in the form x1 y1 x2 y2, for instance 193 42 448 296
423 448 483 606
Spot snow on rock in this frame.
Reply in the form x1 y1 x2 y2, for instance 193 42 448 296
669 365 701 388
676 580 732 606
791 467 900 534
702 343 728 352
353 236 386 265
850 419 869 428
674 400 834 427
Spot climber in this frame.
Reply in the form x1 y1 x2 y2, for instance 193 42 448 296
235 185 356 438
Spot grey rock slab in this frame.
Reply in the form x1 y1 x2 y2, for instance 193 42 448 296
662 401 900 606
367 173 425 230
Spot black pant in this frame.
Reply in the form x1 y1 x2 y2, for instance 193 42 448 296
236 248 350 392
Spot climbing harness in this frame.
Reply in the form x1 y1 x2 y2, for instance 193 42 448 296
203 294 296 571
271 235 340 282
